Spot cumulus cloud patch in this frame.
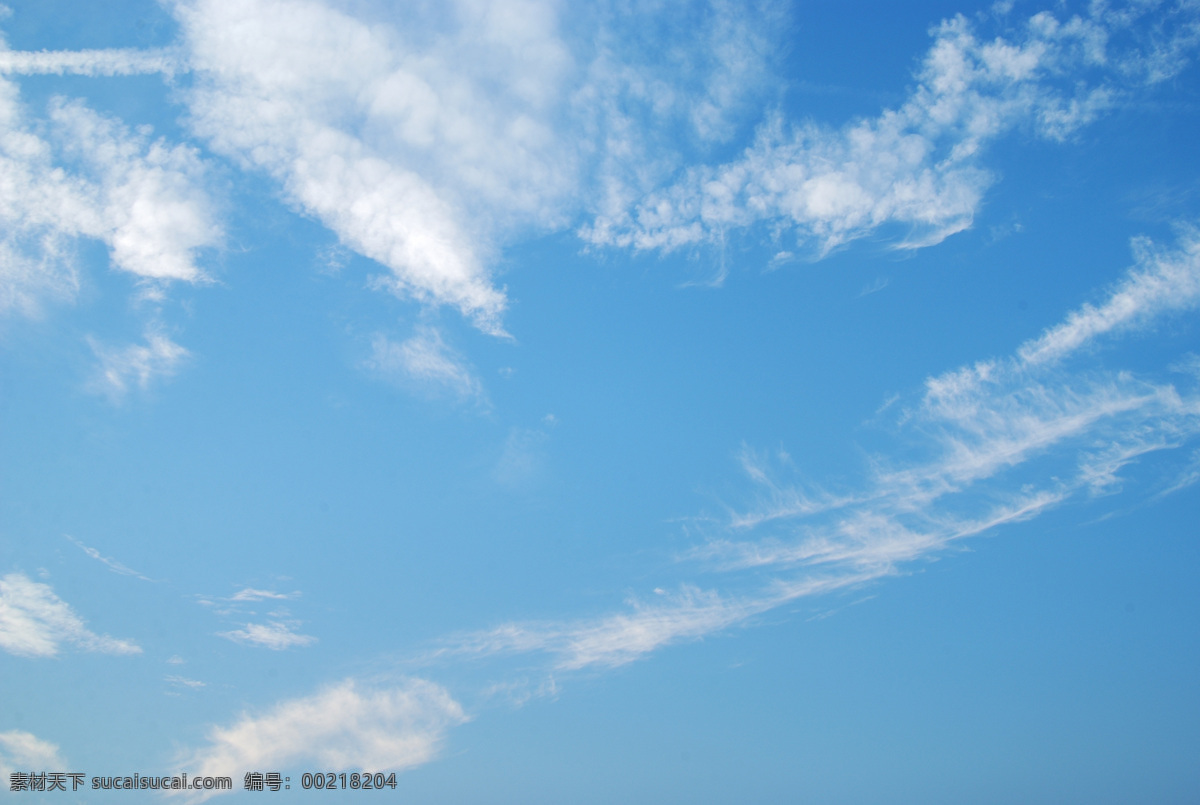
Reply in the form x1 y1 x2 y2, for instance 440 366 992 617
0 730 66 780
0 76 220 317
172 0 579 334
166 0 792 333
584 5 1200 257
7 0 1192 337
178 678 466 800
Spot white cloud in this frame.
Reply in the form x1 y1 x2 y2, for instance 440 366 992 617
0 572 142 658
480 675 559 708
427 226 1200 674
0 47 183 77
693 227 1200 584
0 234 79 319
178 678 466 800
0 77 220 316
0 730 65 778
172 0 579 334
219 621 316 650
1158 447 1200 497
87 331 189 400
1101 0 1200 83
65 535 153 581
571 0 782 225
1018 227 1200 366
859 277 890 297
366 326 484 402
582 6 1195 257
0 77 89 317
434 574 868 671
723 443 861 530
48 98 221 284
166 0 791 334
548 586 777 670
427 587 745 670
1 1 1194 337
697 489 1068 573
167 675 207 689
228 588 293 602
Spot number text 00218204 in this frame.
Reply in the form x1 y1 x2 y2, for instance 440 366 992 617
300 772 398 790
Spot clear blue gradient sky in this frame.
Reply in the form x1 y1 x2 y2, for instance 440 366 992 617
2 0 1199 802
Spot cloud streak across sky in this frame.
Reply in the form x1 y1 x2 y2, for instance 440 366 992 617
219 620 317 651
0 573 141 658
427 225 1200 673
0 46 183 77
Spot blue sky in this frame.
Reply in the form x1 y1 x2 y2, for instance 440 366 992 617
1 0 1199 802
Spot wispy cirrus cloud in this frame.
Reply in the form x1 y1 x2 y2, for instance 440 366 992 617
493 424 553 487
86 331 189 400
1157 446 1200 497
228 588 294 603
695 227 1200 577
0 572 141 658
427 225 1200 674
1018 228 1200 366
202 585 312 648
219 620 316 651
166 674 207 690
430 576 863 671
177 678 466 801
65 535 154 581
366 326 485 403
0 46 183 77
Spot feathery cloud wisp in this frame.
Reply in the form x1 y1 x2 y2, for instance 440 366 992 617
65 535 154 581
428 225 1200 674
0 572 142 658
366 327 485 402
219 621 316 651
1018 228 1200 366
87 331 190 400
228 588 294 602
0 47 183 76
